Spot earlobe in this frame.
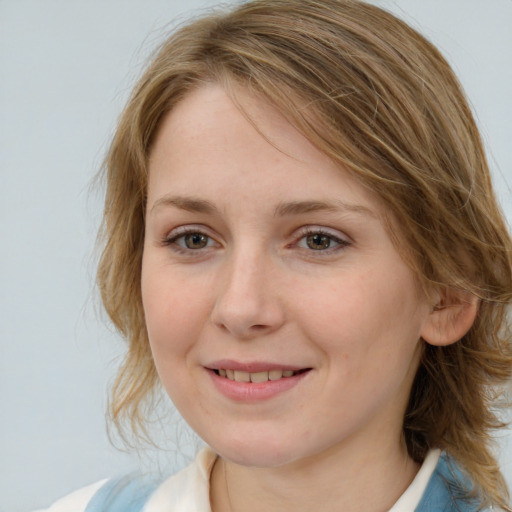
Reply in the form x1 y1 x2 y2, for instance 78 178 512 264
421 289 479 347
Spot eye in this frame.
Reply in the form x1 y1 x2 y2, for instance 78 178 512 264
304 233 336 250
296 228 350 252
164 228 217 251
181 232 210 249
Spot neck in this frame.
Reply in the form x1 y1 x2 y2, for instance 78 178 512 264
210 437 419 512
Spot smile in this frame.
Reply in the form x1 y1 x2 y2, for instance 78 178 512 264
206 362 312 401
214 369 307 383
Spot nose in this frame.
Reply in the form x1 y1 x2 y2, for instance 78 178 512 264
210 248 285 340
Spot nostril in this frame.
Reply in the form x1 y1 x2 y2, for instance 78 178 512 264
211 295 286 338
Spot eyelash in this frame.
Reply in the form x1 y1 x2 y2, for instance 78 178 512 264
162 226 351 255
293 227 351 254
162 227 217 253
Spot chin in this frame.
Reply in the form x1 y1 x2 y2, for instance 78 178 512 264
219 447 295 468
204 431 302 468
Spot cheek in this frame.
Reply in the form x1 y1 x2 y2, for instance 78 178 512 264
141 261 208 363
141 270 208 409
293 265 425 363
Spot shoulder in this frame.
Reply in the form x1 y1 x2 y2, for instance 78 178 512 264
32 479 108 512
84 473 161 512
416 452 489 512
34 474 161 512
33 447 217 512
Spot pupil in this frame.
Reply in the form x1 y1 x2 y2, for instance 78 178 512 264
307 234 330 250
186 233 207 249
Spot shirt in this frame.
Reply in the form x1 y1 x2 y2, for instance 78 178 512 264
36 447 483 511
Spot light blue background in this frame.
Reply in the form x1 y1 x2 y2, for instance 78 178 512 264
1 1 511 511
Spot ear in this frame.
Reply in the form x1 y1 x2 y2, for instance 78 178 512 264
421 288 479 347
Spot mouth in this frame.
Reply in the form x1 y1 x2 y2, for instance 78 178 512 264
212 368 310 383
205 362 312 401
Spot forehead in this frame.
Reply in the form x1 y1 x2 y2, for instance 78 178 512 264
151 84 312 166
149 84 377 197
148 85 375 209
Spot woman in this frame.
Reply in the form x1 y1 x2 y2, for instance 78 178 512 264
39 1 512 510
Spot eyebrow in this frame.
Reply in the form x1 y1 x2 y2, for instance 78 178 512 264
274 200 377 218
150 195 218 215
150 195 377 219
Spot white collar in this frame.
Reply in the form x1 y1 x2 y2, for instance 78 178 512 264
388 449 441 512
144 447 216 511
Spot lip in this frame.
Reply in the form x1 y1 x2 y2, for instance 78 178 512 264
206 359 305 373
204 360 311 402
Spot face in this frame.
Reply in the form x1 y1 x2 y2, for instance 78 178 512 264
142 84 435 469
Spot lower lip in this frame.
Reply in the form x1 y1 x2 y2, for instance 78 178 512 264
207 369 310 402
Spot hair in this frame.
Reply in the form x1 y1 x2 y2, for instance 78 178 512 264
97 0 512 509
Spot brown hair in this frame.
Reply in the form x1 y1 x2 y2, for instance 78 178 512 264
97 0 512 508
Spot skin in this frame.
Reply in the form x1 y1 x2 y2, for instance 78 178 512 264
141 84 442 512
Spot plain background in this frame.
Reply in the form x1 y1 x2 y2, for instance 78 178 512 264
1 1 511 511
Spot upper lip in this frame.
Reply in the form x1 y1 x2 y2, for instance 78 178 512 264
205 360 308 373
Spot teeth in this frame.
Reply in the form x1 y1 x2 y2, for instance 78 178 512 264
234 371 250 382
269 369 283 380
250 371 269 383
217 368 300 382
